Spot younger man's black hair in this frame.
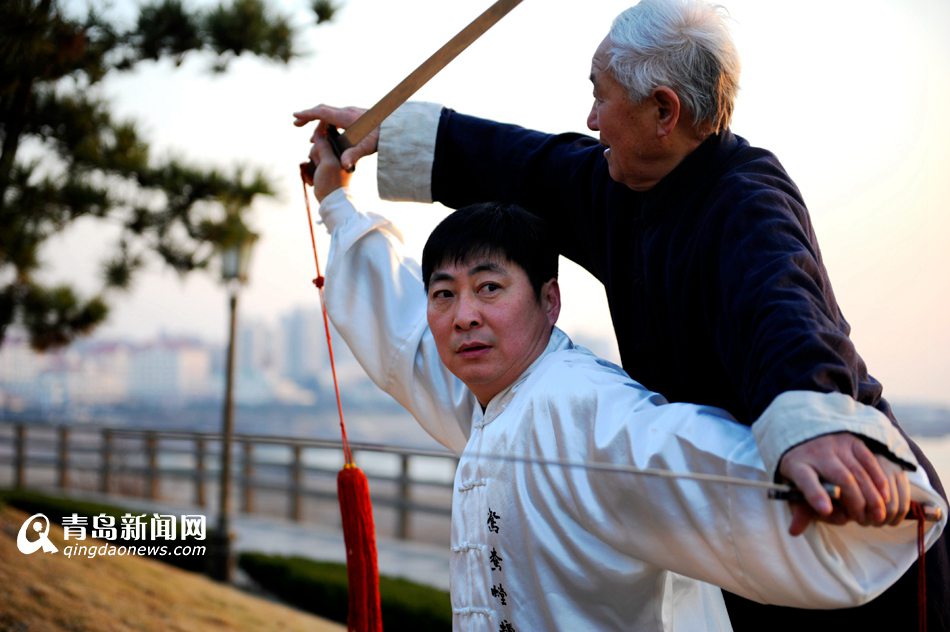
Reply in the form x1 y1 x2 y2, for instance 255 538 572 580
422 202 558 299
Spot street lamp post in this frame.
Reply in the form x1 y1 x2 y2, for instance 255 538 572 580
210 237 254 582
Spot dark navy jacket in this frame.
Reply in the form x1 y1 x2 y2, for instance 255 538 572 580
430 108 948 630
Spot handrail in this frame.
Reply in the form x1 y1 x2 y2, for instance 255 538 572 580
0 420 454 543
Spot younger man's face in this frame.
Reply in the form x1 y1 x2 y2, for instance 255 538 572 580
426 255 560 407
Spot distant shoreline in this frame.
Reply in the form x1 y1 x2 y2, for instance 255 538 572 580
912 434 950 489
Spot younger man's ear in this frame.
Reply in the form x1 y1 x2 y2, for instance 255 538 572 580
541 278 561 325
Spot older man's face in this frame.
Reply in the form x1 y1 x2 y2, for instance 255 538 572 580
587 37 666 191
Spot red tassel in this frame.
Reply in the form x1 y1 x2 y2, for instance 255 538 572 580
301 166 382 631
338 464 383 632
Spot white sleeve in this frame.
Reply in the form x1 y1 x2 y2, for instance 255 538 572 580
752 390 918 477
377 102 442 203
317 188 472 453
534 361 947 608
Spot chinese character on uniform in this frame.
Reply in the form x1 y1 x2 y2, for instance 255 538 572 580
487 508 501 534
490 547 503 571
491 583 508 606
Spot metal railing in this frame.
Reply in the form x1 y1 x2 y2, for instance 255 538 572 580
0 421 455 543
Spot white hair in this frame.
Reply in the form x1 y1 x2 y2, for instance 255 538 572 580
607 0 740 134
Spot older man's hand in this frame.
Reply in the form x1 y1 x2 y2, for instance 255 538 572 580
294 104 374 172
778 432 910 536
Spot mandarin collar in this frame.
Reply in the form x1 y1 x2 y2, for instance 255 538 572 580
473 328 573 429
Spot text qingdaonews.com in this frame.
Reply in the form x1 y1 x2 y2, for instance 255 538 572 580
62 543 207 559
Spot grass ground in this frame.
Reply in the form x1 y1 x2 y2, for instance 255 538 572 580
0 505 345 632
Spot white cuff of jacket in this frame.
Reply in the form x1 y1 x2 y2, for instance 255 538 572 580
317 187 354 232
753 391 919 480
378 101 441 202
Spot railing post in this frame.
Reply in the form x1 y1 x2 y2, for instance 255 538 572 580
57 426 70 489
100 429 112 494
14 423 25 489
241 440 254 513
145 432 159 500
289 445 302 522
397 453 411 540
195 435 206 507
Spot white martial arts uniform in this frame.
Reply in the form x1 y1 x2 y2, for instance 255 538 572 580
316 188 947 632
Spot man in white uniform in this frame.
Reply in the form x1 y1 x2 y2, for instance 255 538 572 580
303 131 946 632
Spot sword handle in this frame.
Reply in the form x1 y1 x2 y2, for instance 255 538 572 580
301 126 355 184
770 484 943 523
768 482 841 502
326 126 355 173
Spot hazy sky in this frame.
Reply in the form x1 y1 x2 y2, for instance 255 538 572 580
45 0 950 405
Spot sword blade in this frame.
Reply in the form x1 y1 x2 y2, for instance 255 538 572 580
352 443 832 496
331 0 523 156
351 442 942 521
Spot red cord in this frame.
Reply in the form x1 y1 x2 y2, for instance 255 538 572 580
910 501 927 632
301 167 382 632
301 173 353 465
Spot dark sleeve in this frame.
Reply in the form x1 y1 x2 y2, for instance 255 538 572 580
707 169 872 421
431 109 613 279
